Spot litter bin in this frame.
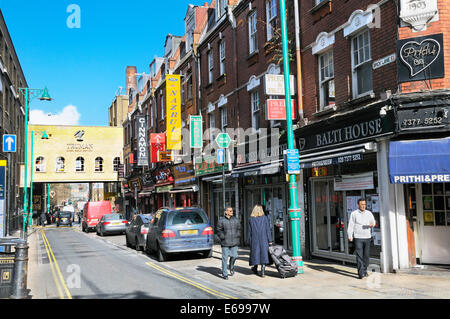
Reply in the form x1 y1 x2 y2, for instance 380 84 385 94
0 252 15 298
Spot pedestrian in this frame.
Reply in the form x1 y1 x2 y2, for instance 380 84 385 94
348 198 376 279
40 211 46 227
217 206 241 280
248 205 272 278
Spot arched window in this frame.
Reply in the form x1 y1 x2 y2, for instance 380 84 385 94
56 157 65 172
95 157 104 172
113 157 120 172
35 157 45 172
75 157 84 172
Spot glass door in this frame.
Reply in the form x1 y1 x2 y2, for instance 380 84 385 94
313 180 330 251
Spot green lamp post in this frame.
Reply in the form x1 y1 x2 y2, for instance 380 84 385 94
279 0 303 273
18 87 52 239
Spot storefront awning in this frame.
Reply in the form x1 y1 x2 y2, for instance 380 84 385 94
389 137 450 184
231 161 282 178
169 185 199 194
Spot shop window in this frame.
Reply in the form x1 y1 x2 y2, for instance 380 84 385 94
422 183 450 227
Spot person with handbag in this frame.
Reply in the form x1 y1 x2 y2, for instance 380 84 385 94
248 205 273 278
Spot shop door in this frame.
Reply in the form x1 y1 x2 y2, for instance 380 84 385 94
417 183 450 264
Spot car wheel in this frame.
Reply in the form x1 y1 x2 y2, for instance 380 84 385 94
157 243 166 262
203 249 213 258
145 238 152 255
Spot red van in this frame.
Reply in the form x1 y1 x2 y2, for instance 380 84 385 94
82 201 112 232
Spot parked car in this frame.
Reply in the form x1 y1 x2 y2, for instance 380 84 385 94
56 211 73 227
82 201 111 233
145 207 213 262
96 213 128 236
125 214 153 251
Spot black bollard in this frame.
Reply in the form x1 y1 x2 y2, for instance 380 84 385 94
9 240 28 299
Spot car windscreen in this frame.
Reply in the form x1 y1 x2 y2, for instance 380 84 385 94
141 215 152 225
104 214 124 220
167 210 208 226
59 212 72 218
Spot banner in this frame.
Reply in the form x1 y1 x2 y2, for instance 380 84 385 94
190 115 203 148
151 133 166 163
166 74 182 150
136 115 149 166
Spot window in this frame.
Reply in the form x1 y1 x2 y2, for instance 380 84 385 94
352 30 373 97
113 157 120 172
161 94 165 119
209 113 215 142
208 50 214 84
95 157 104 172
249 11 258 54
266 0 277 41
35 157 45 172
251 90 260 131
216 0 227 19
221 107 227 130
56 157 65 172
187 75 193 100
76 157 84 172
318 51 335 110
219 40 226 76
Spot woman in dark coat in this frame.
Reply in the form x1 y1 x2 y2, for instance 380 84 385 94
248 205 273 277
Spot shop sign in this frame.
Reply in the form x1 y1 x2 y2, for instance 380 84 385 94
153 168 174 186
264 74 295 96
156 185 173 193
312 167 327 177
166 74 182 150
334 172 374 191
195 156 224 177
190 115 203 149
266 99 297 120
158 151 173 162
136 115 149 166
398 105 449 131
398 33 444 83
118 164 124 179
151 133 166 163
300 153 364 169
173 163 196 187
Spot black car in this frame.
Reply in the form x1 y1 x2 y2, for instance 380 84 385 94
125 214 153 251
57 211 73 227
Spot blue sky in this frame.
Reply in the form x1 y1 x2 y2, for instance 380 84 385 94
0 0 199 126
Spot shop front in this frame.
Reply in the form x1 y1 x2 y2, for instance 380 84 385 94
153 168 174 208
296 104 395 266
171 163 199 207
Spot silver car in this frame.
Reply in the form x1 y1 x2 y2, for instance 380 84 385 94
125 214 153 251
96 213 128 236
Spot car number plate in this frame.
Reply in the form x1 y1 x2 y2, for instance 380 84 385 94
112 222 121 225
62 218 67 222
180 230 198 236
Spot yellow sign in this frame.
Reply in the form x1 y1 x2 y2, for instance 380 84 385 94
0 160 6 167
424 211 434 224
166 74 182 150
158 150 173 162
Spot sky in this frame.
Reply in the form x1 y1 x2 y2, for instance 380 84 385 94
0 0 200 127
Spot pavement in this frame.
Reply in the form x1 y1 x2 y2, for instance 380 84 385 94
22 225 450 299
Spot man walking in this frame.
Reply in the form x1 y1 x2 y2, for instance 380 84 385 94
348 198 376 279
217 206 241 280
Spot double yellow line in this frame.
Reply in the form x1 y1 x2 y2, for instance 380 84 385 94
145 262 238 299
40 229 72 299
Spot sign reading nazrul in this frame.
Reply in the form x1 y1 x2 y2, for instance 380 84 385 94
136 115 149 166
166 74 182 150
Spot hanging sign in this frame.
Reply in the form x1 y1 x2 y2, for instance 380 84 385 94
190 115 203 148
151 133 166 163
136 115 149 166
397 33 444 83
266 99 297 120
166 74 182 150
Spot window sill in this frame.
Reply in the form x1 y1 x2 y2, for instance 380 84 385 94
310 0 332 14
310 0 332 23
313 105 336 117
247 50 259 61
352 91 375 101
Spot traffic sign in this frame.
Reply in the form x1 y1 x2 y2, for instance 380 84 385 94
215 133 231 149
217 149 226 165
3 134 16 152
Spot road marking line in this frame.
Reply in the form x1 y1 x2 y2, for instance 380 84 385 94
40 229 65 299
145 262 238 299
41 229 73 299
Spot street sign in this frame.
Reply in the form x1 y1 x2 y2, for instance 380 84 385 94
2 134 16 152
217 149 226 165
190 115 203 148
285 149 300 175
215 133 231 149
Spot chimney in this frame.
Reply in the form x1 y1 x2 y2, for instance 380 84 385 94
126 66 137 93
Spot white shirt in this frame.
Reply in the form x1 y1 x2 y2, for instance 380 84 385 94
347 209 376 240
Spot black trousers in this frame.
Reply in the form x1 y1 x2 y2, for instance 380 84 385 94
354 238 371 277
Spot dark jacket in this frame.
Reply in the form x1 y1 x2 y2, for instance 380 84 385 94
217 216 241 247
248 215 272 266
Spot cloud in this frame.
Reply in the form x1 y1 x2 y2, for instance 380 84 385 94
29 105 81 126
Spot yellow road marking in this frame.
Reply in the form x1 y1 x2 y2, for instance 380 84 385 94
145 262 238 299
40 229 73 299
41 229 64 299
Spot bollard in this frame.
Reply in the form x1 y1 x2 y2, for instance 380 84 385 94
9 240 28 299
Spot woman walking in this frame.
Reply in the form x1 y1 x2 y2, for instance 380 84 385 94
248 205 273 277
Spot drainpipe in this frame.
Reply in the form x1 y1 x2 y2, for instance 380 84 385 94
293 0 304 121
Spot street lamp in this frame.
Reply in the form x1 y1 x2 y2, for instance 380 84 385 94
279 0 303 274
18 87 52 239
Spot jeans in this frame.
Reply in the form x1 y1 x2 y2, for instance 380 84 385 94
354 238 371 277
222 246 238 277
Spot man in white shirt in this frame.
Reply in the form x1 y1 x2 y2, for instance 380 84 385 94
348 198 376 279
